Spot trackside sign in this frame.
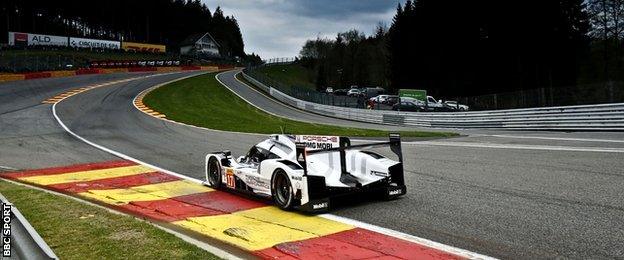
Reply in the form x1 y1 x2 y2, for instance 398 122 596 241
399 89 427 102
8 32 68 47
70 37 120 49
122 42 166 53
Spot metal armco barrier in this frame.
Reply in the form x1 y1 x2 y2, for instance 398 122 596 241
0 192 59 260
242 71 624 131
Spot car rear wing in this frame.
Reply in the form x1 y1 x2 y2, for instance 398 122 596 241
296 133 402 176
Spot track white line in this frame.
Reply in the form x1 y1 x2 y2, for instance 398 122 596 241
406 141 624 153
474 134 624 143
0 165 19 171
353 137 624 153
53 71 495 260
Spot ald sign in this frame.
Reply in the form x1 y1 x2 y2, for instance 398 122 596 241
8 32 68 47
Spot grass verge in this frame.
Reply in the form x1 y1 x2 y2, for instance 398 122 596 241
143 73 456 138
0 179 219 260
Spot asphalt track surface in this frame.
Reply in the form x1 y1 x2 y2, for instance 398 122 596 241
1 71 624 259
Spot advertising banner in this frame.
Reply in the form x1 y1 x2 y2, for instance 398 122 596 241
8 32 68 47
398 89 427 102
121 42 166 53
69 37 120 49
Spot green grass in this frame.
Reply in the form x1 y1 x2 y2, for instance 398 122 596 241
143 73 456 138
254 64 316 90
0 180 219 260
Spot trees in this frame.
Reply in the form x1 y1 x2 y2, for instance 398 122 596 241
588 0 624 40
385 0 592 97
0 0 246 57
294 0 608 102
587 0 624 82
298 30 389 90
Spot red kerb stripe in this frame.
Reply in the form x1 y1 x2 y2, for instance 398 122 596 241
119 195 225 222
254 236 383 260
326 228 465 260
48 171 179 193
173 191 267 213
1 160 137 179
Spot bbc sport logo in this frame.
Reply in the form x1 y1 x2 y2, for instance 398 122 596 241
2 203 11 257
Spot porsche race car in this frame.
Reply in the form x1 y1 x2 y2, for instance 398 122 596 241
204 134 405 212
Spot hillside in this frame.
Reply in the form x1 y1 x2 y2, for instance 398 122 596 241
253 64 317 90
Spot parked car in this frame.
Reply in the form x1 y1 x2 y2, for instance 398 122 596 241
369 95 390 103
347 89 362 97
386 96 399 105
420 96 454 112
325 87 334 94
333 89 348 96
362 87 386 98
425 96 445 111
443 101 469 111
397 97 426 106
392 101 426 112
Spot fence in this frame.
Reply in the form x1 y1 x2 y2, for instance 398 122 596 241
246 66 368 108
263 57 297 65
251 61 624 111
242 70 624 131
0 51 83 72
450 82 624 111
0 47 184 73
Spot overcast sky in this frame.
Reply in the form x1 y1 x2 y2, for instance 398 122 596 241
201 0 403 59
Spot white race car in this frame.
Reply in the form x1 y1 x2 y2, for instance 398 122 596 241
204 134 406 212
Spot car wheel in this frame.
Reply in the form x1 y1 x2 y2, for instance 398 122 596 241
272 169 294 210
207 156 221 188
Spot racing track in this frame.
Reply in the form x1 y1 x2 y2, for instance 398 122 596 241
1 70 624 259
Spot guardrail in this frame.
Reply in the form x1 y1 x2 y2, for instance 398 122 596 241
0 192 59 260
242 71 624 131
263 57 296 65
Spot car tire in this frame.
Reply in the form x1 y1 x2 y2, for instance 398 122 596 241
271 169 294 210
207 156 222 188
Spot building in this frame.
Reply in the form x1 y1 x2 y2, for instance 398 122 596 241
179 32 221 58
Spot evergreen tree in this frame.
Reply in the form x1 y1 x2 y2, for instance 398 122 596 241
0 0 247 59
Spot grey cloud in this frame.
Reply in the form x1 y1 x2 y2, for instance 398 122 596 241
201 0 403 58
